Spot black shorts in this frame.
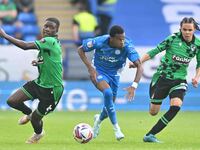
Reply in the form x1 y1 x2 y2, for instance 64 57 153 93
149 76 187 105
21 81 63 116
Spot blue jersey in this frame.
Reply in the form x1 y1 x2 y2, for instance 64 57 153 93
82 35 139 75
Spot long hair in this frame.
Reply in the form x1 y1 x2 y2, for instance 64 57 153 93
180 17 200 31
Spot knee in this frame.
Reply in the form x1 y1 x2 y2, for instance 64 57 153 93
7 97 16 107
103 88 113 99
149 110 159 116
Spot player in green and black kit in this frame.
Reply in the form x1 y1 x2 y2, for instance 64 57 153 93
0 18 63 144
130 17 200 143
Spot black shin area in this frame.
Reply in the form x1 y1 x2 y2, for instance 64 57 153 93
30 111 43 134
147 106 180 135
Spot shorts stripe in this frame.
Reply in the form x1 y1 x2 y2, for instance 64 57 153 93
169 83 188 94
150 99 163 103
21 87 34 99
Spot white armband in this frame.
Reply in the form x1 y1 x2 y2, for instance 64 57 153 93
131 82 138 88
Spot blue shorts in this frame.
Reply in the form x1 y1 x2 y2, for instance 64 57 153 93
96 70 120 97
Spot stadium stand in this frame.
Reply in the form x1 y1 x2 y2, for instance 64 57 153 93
17 12 37 24
0 0 40 44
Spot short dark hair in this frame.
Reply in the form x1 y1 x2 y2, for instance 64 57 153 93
46 17 60 29
180 17 200 31
109 25 124 37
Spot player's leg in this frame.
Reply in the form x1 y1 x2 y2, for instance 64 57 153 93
93 79 110 138
149 103 161 116
144 96 183 143
26 110 44 144
110 78 124 140
144 80 187 143
93 96 116 138
7 81 36 125
7 89 31 115
143 77 169 143
101 82 121 138
95 75 124 140
97 92 117 122
26 101 53 144
93 73 109 138
154 89 185 134
102 86 124 140
143 103 162 143
26 85 63 144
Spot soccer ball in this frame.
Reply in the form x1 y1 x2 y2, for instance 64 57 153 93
73 123 93 144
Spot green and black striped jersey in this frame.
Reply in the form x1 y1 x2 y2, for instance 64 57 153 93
148 32 200 81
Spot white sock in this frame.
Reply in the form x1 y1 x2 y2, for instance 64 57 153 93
113 123 120 131
97 119 101 124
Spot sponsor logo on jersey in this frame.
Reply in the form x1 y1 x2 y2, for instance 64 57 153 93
115 49 121 55
191 45 196 51
87 41 93 48
172 55 191 64
99 56 118 63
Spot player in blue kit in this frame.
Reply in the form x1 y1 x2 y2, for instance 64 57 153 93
78 25 143 140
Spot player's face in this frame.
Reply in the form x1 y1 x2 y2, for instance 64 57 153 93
180 23 195 42
111 33 125 49
42 21 58 37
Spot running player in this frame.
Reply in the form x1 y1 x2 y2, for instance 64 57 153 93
0 17 64 144
78 25 143 140
130 17 200 143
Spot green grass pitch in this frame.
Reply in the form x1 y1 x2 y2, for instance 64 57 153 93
0 110 200 150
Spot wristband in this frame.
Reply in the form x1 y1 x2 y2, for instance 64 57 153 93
131 82 138 88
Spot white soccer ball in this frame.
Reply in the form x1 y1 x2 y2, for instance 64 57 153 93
73 123 93 144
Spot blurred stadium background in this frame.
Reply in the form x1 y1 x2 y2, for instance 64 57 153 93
0 0 200 112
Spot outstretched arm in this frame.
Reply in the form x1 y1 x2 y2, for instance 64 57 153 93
140 53 151 63
125 59 143 101
129 53 151 68
0 28 37 50
78 46 97 85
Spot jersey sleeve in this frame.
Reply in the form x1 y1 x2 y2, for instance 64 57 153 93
196 47 200 69
82 38 98 52
35 37 55 51
148 34 176 58
127 44 140 62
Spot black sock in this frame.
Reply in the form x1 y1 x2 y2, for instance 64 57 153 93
30 111 43 134
31 120 43 134
147 106 180 136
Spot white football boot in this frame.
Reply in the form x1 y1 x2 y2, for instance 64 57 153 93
93 114 101 138
18 115 31 125
26 130 45 144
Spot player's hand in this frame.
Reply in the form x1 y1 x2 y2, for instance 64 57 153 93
0 28 6 37
192 78 198 88
88 67 97 85
123 86 136 101
129 62 137 68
